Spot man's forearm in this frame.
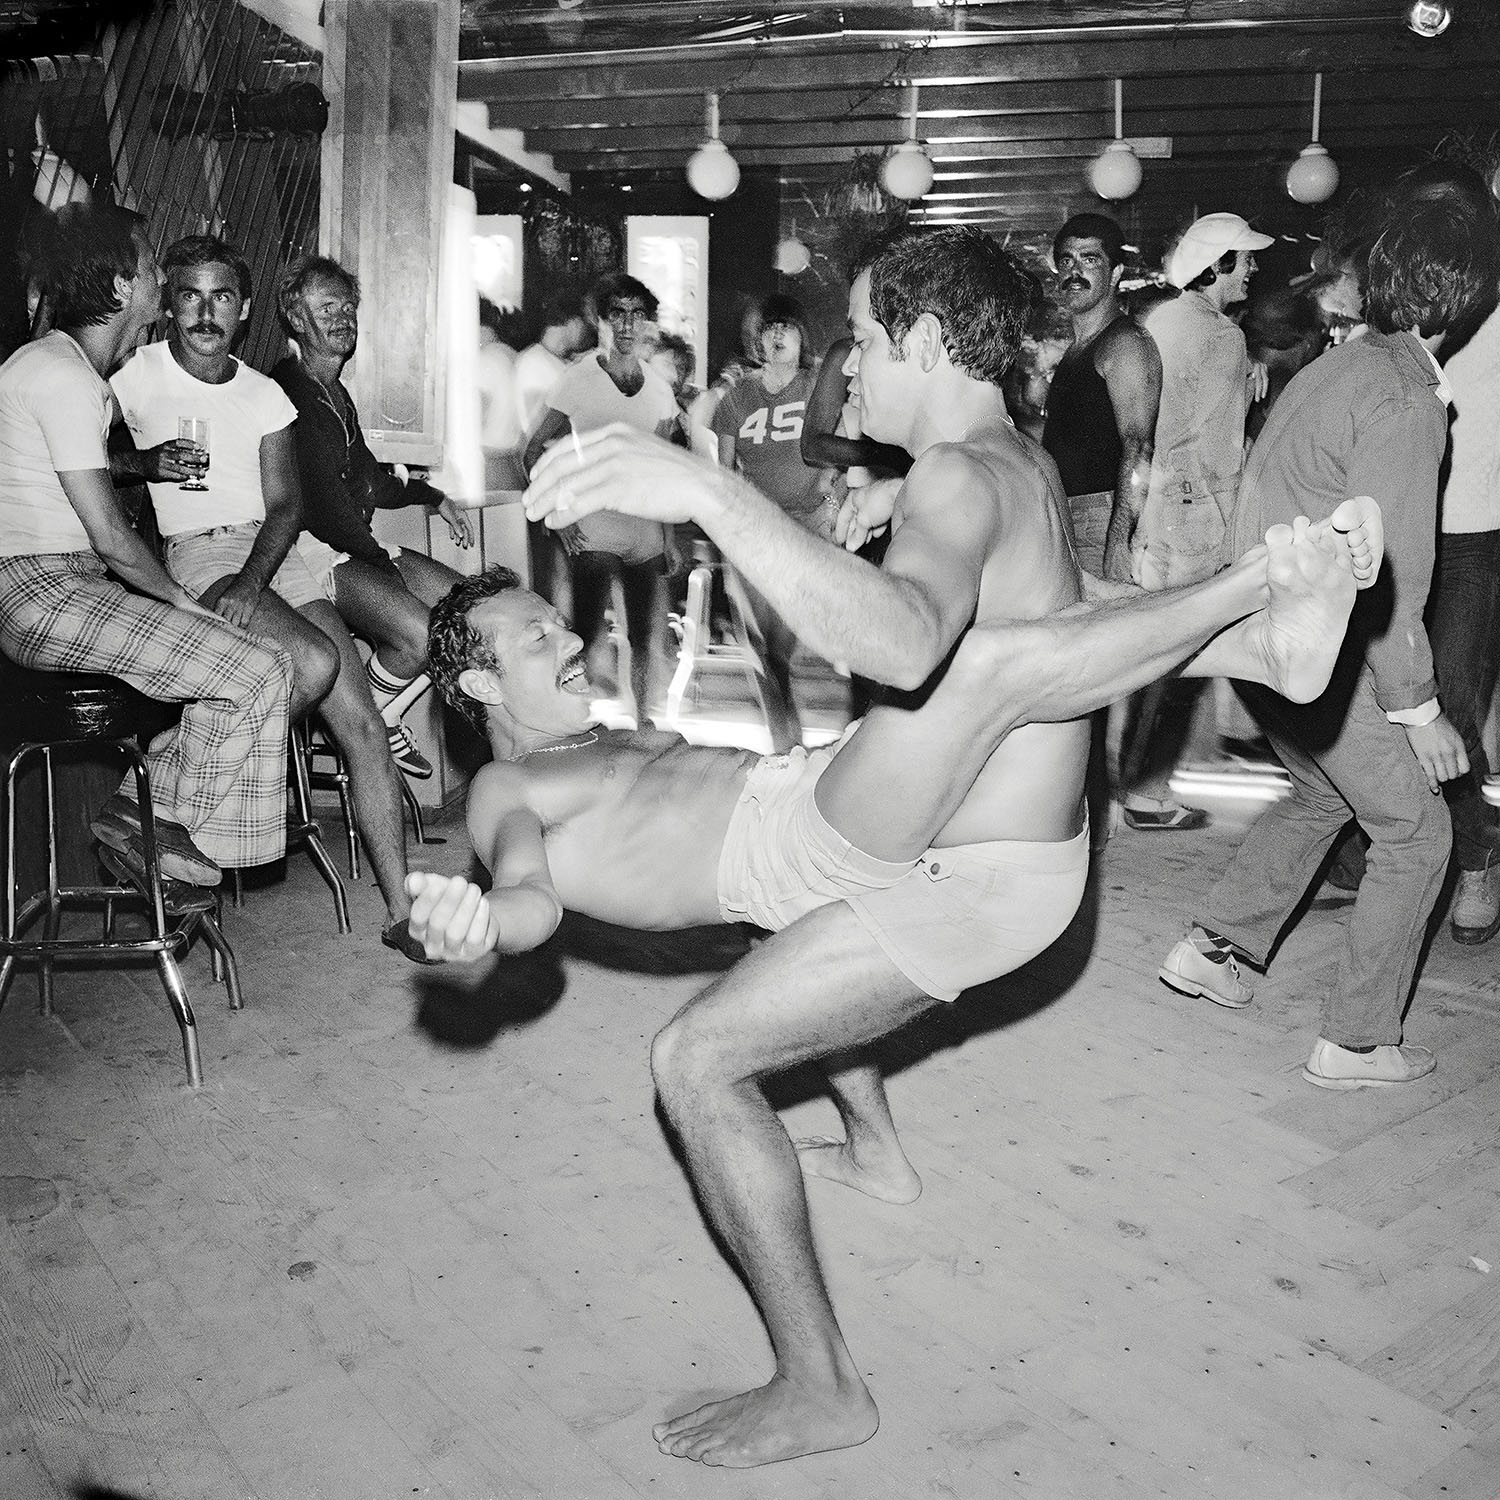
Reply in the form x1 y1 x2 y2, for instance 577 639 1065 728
239 502 300 591
107 448 148 484
1102 445 1150 579
695 467 954 688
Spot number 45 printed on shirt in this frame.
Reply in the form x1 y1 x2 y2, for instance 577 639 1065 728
738 401 805 445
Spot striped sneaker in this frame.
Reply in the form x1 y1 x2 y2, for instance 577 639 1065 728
386 724 433 779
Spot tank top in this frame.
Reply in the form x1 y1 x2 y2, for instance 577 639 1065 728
1041 316 1126 498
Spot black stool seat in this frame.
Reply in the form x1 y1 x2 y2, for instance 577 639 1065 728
0 659 176 745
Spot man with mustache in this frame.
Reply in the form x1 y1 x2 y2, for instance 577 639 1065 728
0 203 291 892
109 235 429 961
269 254 472 783
1042 213 1160 585
1041 212 1184 834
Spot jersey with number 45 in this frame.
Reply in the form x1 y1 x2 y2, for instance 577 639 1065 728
711 365 827 527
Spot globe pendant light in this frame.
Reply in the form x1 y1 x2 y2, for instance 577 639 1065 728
774 220 812 275
1087 79 1142 201
881 82 934 201
1406 1 1453 38
1286 72 1340 205
687 93 740 201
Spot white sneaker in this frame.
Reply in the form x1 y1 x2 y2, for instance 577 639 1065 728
1450 867 1500 945
1159 937 1255 1009
1301 1038 1436 1091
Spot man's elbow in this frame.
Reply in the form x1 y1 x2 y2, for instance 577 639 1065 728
883 629 951 692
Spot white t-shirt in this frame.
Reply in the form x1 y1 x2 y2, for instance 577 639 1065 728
0 331 112 557
546 355 678 562
550 354 677 439
111 341 297 536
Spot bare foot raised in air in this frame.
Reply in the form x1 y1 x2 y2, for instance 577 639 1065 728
795 1133 923 1204
1311 494 1383 587
653 1371 878 1468
1247 515 1357 703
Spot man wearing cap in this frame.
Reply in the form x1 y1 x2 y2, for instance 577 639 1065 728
1159 196 1499 1090
1138 212 1272 589
1108 213 1272 832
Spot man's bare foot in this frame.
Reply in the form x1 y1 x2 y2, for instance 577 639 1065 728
1310 495 1383 587
652 1372 878 1467
1248 515 1357 703
794 1134 923 1204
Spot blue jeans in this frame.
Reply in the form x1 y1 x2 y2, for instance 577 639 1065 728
1429 528 1500 872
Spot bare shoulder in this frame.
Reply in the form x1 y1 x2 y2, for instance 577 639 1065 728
1095 316 1159 370
466 759 542 843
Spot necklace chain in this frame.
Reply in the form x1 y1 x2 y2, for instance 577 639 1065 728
515 730 599 759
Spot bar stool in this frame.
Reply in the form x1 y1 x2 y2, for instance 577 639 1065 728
301 725 433 879
0 659 240 1088
228 722 351 933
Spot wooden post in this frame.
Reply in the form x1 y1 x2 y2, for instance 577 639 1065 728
320 0 457 469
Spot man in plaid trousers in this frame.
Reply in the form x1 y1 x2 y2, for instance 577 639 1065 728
0 201 292 888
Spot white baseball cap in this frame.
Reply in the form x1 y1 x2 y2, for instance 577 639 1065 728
1166 212 1275 289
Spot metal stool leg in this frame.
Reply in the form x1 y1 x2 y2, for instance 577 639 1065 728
192 910 243 1011
38 747 59 1015
337 777 359 878
400 778 426 845
288 724 351 934
154 950 202 1088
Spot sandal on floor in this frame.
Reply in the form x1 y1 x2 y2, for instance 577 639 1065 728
382 917 442 965
1121 800 1208 832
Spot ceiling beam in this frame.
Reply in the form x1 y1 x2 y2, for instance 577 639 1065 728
461 26 1484 103
485 68 1500 134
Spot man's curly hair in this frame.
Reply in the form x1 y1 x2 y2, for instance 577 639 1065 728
852 225 1040 386
427 566 524 733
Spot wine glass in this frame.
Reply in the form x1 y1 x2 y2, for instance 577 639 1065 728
178 417 210 491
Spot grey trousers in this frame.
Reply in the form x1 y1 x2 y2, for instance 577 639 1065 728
1199 668 1451 1048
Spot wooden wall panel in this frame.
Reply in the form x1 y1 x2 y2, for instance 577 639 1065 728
320 0 457 468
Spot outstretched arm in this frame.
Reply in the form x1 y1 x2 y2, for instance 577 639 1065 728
405 765 564 961
525 425 989 689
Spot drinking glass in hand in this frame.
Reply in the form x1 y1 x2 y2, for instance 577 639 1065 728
178 417 210 490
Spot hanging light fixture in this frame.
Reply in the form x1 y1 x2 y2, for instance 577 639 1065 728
686 93 740 200
1406 0 1453 37
1087 79 1142 201
1286 72 1340 204
881 82 935 201
774 220 812 275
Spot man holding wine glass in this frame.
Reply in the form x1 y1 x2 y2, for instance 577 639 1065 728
110 235 431 962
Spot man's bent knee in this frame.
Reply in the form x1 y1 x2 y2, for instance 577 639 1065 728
650 1014 735 1117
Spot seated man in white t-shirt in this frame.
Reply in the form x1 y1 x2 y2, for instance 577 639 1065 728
0 202 292 891
109 235 428 962
520 272 680 721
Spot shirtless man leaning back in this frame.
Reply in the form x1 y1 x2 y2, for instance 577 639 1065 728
414 225 1379 1470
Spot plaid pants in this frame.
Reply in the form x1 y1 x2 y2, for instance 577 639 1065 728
0 552 292 868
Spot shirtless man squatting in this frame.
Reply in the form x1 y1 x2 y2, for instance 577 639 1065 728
408 227 1379 1469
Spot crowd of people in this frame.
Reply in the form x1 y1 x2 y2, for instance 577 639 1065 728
0 208 469 960
1 163 1497 1471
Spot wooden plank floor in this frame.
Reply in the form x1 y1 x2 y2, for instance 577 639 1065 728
3 796 1499 1499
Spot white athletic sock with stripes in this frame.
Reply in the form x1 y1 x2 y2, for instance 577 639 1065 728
366 654 432 728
